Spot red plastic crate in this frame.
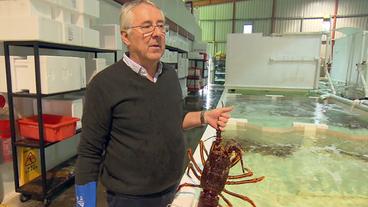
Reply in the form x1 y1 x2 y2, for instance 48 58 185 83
0 119 11 139
18 114 80 142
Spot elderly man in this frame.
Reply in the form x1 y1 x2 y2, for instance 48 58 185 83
75 1 232 207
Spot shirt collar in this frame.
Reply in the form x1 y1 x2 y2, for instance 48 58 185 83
123 53 163 83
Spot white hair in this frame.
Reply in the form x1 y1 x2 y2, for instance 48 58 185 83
120 0 165 32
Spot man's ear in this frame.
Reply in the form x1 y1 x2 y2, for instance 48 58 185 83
121 31 130 46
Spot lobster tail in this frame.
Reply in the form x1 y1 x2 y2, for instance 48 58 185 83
198 190 219 207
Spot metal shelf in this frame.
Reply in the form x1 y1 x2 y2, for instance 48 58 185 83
215 72 226 75
18 156 77 201
166 45 188 53
187 75 201 80
12 88 86 98
3 40 117 206
15 129 81 148
5 40 116 53
189 58 206 61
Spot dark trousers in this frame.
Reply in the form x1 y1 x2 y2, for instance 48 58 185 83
106 185 177 207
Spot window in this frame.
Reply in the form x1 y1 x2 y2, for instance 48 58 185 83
243 23 253 34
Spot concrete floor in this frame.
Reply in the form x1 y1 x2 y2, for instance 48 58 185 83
1 85 224 207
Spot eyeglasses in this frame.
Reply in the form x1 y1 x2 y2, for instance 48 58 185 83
127 23 169 36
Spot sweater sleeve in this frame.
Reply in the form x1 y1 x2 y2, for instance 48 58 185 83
75 78 112 185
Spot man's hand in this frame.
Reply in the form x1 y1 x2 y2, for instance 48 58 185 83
204 106 233 131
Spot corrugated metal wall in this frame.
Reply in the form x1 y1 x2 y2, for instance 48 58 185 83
198 0 368 56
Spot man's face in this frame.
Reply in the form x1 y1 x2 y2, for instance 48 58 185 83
121 4 166 63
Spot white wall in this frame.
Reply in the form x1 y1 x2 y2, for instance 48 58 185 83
331 28 368 90
226 33 321 89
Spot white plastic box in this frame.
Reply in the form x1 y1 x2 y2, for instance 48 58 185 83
33 97 83 129
0 16 63 42
93 24 122 50
16 56 82 94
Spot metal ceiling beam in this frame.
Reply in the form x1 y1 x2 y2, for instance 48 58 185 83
113 0 131 5
191 0 246 7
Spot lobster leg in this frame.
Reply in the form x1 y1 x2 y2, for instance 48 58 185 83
223 188 256 207
186 163 202 181
187 149 203 174
199 140 207 166
219 193 233 207
228 168 253 179
176 183 201 193
226 176 265 185
201 140 210 157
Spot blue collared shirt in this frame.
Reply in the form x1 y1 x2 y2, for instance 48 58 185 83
123 53 163 83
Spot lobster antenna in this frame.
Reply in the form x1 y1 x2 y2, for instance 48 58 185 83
203 135 216 142
240 157 246 173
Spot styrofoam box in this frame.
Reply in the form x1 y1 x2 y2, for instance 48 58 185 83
93 24 122 50
76 0 99 17
187 79 202 89
0 56 24 93
82 27 100 48
181 87 187 99
179 78 186 90
0 56 31 93
58 0 78 12
62 23 83 46
177 66 188 79
0 0 52 19
188 52 203 60
52 7 72 24
72 13 90 28
16 56 82 94
80 58 86 88
33 97 83 129
0 56 5 92
86 58 106 83
188 68 201 77
0 16 62 42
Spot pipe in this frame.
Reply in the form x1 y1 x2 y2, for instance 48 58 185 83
320 93 368 112
356 63 368 97
331 0 339 60
232 0 236 33
271 0 276 34
324 64 336 94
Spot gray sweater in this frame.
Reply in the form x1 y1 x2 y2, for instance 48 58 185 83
75 59 186 195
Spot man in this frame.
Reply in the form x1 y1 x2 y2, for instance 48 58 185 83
75 1 232 207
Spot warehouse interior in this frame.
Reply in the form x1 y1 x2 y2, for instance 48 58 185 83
0 0 368 206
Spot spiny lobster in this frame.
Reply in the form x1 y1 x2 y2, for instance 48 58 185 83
177 129 265 207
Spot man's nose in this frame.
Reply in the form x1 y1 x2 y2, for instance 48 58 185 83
151 26 162 37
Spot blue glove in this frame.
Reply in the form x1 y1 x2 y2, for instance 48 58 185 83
75 181 97 207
